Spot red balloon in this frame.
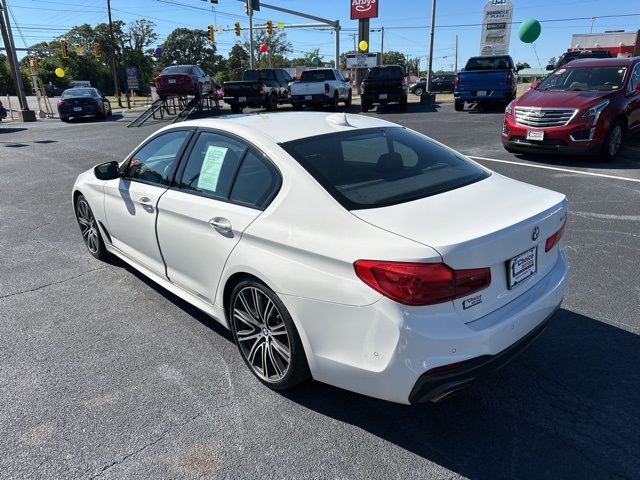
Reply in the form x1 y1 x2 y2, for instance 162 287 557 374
259 43 269 53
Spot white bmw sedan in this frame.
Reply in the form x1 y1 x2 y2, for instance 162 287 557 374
72 112 568 404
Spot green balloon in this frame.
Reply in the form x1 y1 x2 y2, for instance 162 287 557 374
518 19 541 43
311 56 320 65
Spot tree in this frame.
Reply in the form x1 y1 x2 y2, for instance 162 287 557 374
382 51 407 67
243 30 292 66
516 62 531 71
161 28 225 80
122 20 158 90
225 44 249 81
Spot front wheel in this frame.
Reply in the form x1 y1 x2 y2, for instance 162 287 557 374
344 90 352 108
413 87 424 96
230 280 310 390
454 99 464 111
75 194 108 260
601 120 624 161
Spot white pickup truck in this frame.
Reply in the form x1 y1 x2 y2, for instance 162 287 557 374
290 69 352 110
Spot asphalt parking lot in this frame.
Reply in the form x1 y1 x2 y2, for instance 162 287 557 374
1 102 639 479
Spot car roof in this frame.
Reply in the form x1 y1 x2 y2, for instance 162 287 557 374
566 57 637 68
169 112 399 144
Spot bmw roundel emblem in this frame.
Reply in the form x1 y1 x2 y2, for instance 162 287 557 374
532 226 540 241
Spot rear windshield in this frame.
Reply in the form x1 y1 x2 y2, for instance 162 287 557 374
243 69 276 81
280 127 489 210
162 66 192 74
366 67 404 80
300 70 335 82
538 66 628 91
465 56 512 71
61 88 96 98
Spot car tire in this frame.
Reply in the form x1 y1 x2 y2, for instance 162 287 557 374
361 101 370 113
292 103 303 111
454 99 464 111
601 119 624 161
345 90 352 108
400 95 408 112
229 279 310 391
266 93 278 111
414 87 424 96
60 116 70 122
331 93 339 111
75 194 108 260
231 105 242 114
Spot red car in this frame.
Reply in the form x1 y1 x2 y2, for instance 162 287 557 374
154 64 215 100
502 57 640 160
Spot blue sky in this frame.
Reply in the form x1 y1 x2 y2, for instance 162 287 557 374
6 0 640 69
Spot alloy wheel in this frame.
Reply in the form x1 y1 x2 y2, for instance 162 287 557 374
232 286 291 383
76 198 100 254
609 125 622 157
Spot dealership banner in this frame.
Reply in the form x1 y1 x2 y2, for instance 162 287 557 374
480 0 513 56
351 0 378 20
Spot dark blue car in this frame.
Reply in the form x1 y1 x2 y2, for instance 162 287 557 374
57 87 112 122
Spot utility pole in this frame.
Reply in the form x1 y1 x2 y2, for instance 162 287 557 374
454 34 458 72
107 0 122 107
248 0 254 68
381 26 384 59
426 0 436 95
0 0 35 121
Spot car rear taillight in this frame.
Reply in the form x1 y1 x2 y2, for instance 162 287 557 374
57 100 66 106
545 223 566 252
353 260 491 306
454 74 459 88
506 72 513 86
258 83 265 93
324 82 330 94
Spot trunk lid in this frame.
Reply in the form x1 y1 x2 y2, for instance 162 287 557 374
363 78 404 95
351 173 567 322
458 70 511 90
290 82 325 96
223 81 262 97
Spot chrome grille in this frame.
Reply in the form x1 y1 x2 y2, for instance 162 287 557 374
514 106 577 127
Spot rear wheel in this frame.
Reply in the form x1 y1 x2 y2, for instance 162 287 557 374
331 92 339 111
231 104 243 114
454 99 464 111
399 95 408 112
266 93 278 111
344 90 352 108
75 195 108 260
361 101 370 113
291 103 303 111
60 116 70 122
601 120 624 161
229 280 310 390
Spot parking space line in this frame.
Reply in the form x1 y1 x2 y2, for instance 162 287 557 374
468 155 640 184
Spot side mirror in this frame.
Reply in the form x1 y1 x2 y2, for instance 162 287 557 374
94 160 120 180
546 64 554 71
345 76 351 82
530 82 539 90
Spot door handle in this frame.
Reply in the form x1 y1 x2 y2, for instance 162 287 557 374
139 197 153 206
209 217 232 234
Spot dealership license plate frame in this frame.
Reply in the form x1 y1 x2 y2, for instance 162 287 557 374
526 130 545 141
477 90 487 96
507 246 537 289
73 107 82 112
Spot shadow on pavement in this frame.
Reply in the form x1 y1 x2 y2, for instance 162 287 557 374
282 308 640 479
0 127 28 134
67 114 125 124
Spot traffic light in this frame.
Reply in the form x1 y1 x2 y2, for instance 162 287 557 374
207 24 215 44
93 42 101 58
234 22 241 36
266 20 273 36
210 0 218 3
60 39 69 58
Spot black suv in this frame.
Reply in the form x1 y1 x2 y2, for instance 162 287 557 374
548 50 613 70
360 65 408 112
223 68 293 113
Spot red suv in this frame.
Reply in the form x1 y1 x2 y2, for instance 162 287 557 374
502 57 640 160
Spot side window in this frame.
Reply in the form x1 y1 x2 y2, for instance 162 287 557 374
177 132 246 197
230 150 279 208
283 71 292 83
126 130 190 186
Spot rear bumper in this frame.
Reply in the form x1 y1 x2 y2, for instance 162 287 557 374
362 92 405 104
58 104 98 117
408 308 555 403
156 85 197 97
455 89 514 103
0 107 6 119
290 93 330 105
223 95 265 107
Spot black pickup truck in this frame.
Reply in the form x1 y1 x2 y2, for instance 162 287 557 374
360 65 408 112
223 68 293 113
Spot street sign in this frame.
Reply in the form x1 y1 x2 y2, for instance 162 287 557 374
125 66 140 91
350 0 378 20
480 0 513 56
346 52 378 68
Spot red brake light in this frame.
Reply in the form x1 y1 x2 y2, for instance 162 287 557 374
258 83 265 92
454 74 459 88
545 223 566 252
506 72 513 86
353 260 491 306
324 82 330 94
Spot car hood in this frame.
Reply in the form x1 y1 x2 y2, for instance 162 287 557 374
516 88 614 110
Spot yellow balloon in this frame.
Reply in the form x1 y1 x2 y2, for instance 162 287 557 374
55 67 65 78
358 40 368 51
